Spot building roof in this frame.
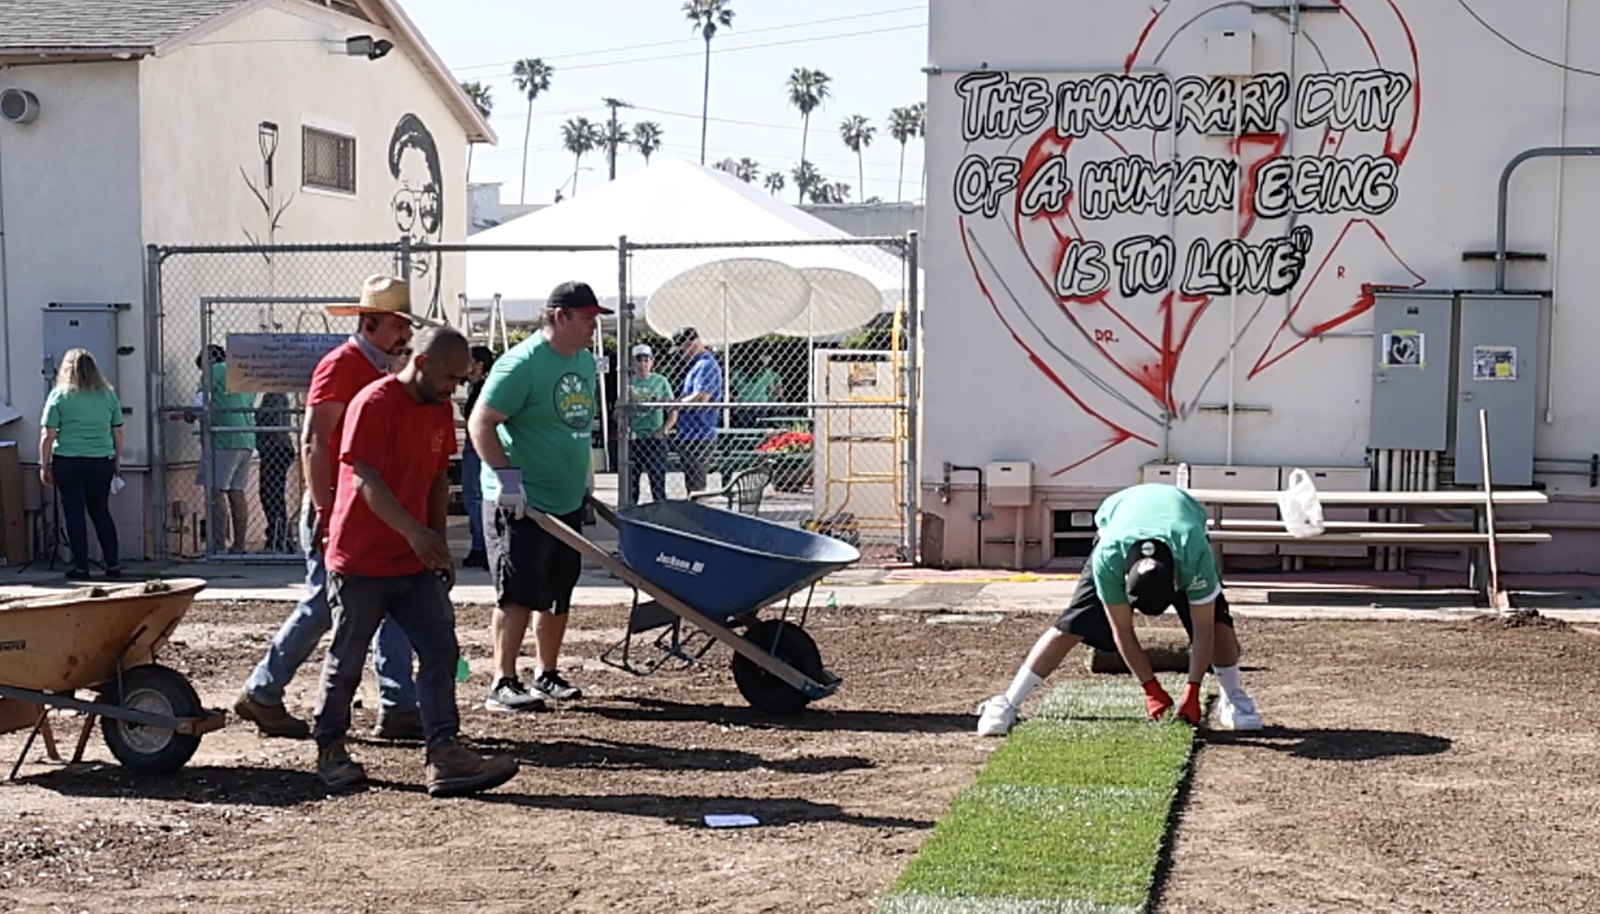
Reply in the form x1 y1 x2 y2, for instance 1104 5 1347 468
0 0 253 52
0 0 495 144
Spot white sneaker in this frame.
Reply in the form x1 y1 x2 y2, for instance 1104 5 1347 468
975 695 1019 737
1215 691 1263 731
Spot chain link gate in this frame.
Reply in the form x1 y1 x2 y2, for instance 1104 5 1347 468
615 233 920 564
149 242 408 562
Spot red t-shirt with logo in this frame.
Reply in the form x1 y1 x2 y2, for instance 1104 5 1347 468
326 376 457 577
307 339 384 454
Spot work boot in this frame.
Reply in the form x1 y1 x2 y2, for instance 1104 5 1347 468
234 692 311 739
462 549 488 569
372 707 425 741
425 740 519 798
317 740 367 792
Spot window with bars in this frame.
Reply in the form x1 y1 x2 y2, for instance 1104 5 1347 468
302 126 356 193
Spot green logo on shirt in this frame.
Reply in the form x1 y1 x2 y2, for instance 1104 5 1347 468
554 372 593 430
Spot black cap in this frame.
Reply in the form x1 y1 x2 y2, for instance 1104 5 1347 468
1124 538 1176 616
673 326 699 346
548 280 612 314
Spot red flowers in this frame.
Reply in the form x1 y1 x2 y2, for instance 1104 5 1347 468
756 431 813 454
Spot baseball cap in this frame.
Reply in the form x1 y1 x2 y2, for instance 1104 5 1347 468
548 280 613 315
631 343 653 358
673 326 699 346
1124 538 1177 616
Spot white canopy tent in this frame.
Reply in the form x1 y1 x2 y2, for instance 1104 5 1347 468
464 155 916 332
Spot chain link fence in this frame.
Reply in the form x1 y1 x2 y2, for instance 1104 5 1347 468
146 233 920 566
617 235 920 563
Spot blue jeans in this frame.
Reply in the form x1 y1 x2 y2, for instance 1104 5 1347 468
462 442 484 553
242 500 418 712
314 570 459 749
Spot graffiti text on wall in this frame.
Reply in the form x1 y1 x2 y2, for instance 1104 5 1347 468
952 69 1413 299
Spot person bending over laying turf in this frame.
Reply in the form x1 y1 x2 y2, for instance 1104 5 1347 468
976 483 1263 736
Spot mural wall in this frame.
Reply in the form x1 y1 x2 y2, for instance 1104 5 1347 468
923 0 1600 564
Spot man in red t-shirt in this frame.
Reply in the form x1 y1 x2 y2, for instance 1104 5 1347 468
235 276 423 742
311 326 519 798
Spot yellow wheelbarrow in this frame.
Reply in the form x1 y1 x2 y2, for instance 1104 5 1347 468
0 578 224 778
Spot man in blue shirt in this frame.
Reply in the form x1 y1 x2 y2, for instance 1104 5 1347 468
672 326 722 493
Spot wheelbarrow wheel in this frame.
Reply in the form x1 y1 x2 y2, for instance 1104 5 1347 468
99 664 203 775
732 620 824 715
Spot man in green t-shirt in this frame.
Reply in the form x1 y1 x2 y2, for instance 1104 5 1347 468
188 345 256 553
626 343 676 504
468 280 610 712
975 483 1264 736
731 353 784 429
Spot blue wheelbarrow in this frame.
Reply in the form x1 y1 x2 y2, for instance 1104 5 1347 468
524 497 859 714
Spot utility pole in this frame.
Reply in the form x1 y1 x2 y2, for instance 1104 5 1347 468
601 96 631 181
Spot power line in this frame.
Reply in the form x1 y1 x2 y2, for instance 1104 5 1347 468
1454 0 1600 78
450 6 923 74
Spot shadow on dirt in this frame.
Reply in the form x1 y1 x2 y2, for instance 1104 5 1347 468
16 764 330 806
575 696 974 734
1203 726 1451 760
481 791 933 829
472 734 873 775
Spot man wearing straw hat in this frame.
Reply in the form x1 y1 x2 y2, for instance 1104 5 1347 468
469 280 610 712
235 275 428 741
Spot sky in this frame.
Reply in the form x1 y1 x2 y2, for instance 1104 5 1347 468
398 0 930 207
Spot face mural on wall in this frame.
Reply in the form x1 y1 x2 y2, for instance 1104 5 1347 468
389 113 443 316
950 0 1424 477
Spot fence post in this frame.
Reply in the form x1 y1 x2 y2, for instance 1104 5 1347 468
397 235 412 281
616 235 632 507
904 230 920 565
144 245 168 562
198 296 215 559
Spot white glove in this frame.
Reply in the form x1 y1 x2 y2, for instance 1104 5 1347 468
495 467 528 517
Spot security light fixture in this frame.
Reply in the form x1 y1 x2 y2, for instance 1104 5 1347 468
345 35 394 60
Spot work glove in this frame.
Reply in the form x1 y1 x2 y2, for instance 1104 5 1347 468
1142 679 1173 722
1177 682 1203 726
495 467 528 518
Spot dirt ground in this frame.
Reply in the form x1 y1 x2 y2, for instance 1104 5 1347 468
2 599 1599 914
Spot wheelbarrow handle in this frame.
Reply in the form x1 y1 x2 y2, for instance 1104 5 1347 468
585 493 621 530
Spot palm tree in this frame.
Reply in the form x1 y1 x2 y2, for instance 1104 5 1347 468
511 57 554 204
683 0 735 165
632 121 664 165
839 114 874 202
828 181 851 203
887 105 920 203
785 67 832 203
560 117 604 195
460 80 494 181
790 160 822 204
912 100 927 201
734 157 759 182
764 170 785 195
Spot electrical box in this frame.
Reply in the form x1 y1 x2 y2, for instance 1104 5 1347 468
43 303 123 392
1206 29 1254 77
1143 462 1180 485
1453 294 1540 486
1369 292 1453 451
987 461 1033 507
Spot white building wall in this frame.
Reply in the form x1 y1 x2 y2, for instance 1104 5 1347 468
0 61 146 555
922 0 1600 570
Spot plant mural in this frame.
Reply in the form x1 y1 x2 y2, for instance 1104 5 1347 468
951 0 1426 477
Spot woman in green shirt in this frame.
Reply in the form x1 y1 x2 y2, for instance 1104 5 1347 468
39 348 123 580
627 343 676 503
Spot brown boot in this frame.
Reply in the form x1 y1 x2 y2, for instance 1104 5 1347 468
372 707 425 741
426 739 519 798
233 692 310 739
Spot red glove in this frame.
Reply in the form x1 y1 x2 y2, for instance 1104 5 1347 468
1177 682 1203 726
1142 679 1173 721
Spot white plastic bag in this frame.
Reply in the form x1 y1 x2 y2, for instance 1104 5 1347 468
1277 468 1325 538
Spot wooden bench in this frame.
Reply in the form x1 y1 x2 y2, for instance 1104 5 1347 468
1181 487 1552 598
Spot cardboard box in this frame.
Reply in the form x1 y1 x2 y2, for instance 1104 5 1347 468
0 441 26 566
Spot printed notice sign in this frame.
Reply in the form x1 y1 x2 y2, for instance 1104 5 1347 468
225 333 347 392
1381 330 1424 368
1472 345 1517 382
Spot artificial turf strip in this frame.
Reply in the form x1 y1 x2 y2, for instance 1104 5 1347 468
877 675 1201 914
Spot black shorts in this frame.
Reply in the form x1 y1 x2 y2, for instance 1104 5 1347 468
484 504 585 614
1053 571 1234 653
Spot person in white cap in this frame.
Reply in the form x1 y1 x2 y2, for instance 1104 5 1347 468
235 275 427 741
626 342 677 504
